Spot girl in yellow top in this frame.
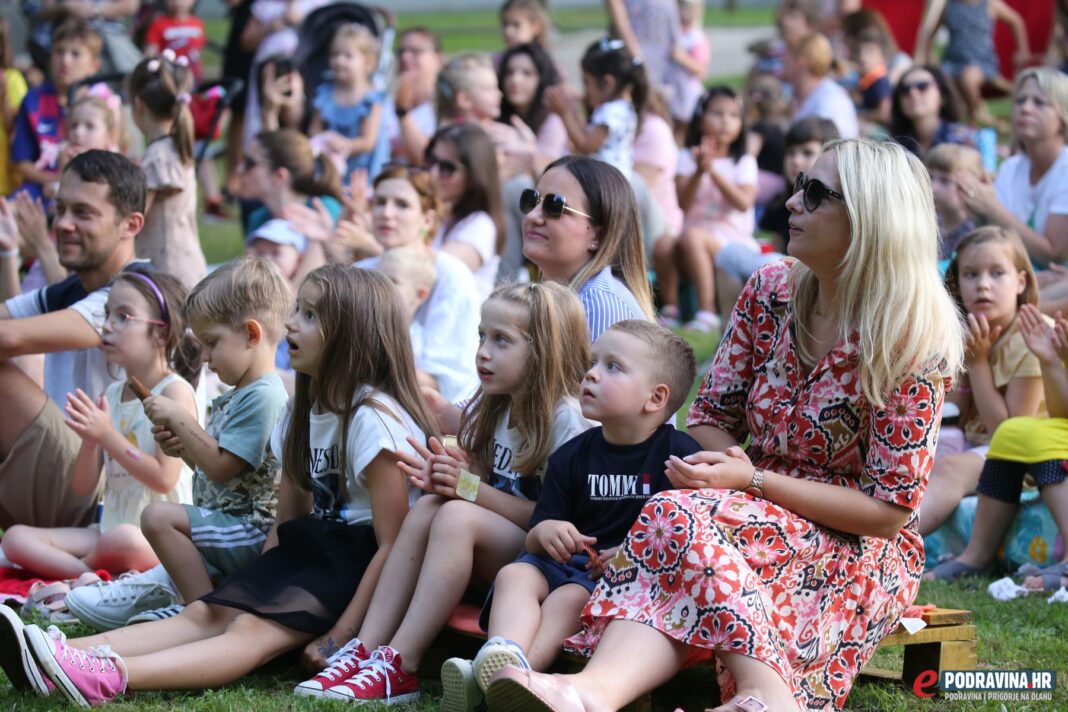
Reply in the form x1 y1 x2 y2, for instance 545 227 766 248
924 304 1068 585
0 19 28 195
919 226 1047 538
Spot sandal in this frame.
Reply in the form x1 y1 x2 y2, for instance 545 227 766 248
21 582 76 624
921 557 991 582
1023 561 1068 592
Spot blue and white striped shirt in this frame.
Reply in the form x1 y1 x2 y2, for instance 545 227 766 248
577 267 647 342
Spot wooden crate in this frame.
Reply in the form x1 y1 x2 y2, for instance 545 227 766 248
861 608 977 690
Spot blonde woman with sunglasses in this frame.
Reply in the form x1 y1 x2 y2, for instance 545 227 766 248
484 138 964 712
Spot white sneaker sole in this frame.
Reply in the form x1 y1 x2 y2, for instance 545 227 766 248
323 687 421 704
24 625 89 707
441 657 481 712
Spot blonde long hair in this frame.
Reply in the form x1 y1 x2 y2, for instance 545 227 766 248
459 282 589 478
791 138 963 405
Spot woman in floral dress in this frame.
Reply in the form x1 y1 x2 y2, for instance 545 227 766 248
485 138 965 711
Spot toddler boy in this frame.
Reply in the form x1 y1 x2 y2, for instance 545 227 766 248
64 258 292 629
440 320 702 710
375 246 437 355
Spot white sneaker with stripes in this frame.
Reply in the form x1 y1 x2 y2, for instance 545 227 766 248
64 567 179 631
126 604 185 625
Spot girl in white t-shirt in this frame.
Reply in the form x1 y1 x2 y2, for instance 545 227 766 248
3 268 198 580
21 265 439 705
426 123 505 301
290 282 593 705
659 86 759 332
543 37 649 179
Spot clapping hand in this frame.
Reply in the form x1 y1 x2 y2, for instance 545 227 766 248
543 85 572 116
64 389 111 443
397 435 469 498
1018 304 1061 366
964 312 1002 365
0 197 18 256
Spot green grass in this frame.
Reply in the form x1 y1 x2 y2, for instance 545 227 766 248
3 574 1066 710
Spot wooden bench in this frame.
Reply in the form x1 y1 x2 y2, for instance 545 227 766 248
425 604 976 707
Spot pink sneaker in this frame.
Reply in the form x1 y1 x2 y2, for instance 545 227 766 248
293 638 370 697
325 645 420 704
24 624 127 706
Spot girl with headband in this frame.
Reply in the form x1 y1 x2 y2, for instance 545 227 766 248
1 266 202 586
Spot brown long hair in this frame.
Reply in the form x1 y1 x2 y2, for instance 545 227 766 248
459 282 589 478
258 129 343 202
283 265 439 490
427 123 505 255
543 156 654 318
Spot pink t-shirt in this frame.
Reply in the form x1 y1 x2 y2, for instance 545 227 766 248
677 150 758 245
633 114 683 235
536 113 569 163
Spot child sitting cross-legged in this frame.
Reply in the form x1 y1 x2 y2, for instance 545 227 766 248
444 320 702 711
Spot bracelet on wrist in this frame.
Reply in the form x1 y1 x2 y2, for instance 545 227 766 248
0 248 19 259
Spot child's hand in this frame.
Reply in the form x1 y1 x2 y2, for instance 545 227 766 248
964 313 1002 365
1053 313 1068 363
532 521 597 564
694 136 719 174
665 445 754 491
586 545 620 579
152 425 185 457
398 435 468 498
1018 304 1060 365
321 131 352 157
543 85 571 116
13 193 49 258
142 394 183 429
0 197 17 256
64 389 111 443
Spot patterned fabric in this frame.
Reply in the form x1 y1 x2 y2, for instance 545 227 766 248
942 0 999 79
566 261 950 710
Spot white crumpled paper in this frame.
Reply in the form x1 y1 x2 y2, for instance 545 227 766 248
988 577 1030 601
1047 587 1068 604
898 617 927 634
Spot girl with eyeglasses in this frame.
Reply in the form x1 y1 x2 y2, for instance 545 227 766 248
1 267 200 581
656 85 758 333
888 65 974 157
488 138 964 712
426 123 505 301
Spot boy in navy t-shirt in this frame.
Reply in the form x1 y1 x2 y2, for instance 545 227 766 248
439 321 701 707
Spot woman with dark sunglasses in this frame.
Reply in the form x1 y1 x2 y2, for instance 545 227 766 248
889 65 974 156
484 139 964 712
425 124 505 301
519 156 654 341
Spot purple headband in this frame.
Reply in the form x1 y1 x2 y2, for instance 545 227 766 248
125 271 169 325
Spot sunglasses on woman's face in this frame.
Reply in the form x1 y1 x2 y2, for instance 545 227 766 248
519 189 593 220
900 79 933 95
426 156 462 178
793 172 844 212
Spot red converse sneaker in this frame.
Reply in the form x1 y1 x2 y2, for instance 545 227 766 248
293 638 370 697
325 645 420 704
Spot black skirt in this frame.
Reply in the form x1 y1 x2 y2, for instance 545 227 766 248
201 516 378 636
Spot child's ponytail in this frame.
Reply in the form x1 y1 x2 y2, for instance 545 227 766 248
128 50 196 165
628 58 650 125
580 38 650 132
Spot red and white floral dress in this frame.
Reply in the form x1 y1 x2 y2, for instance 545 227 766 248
565 261 950 710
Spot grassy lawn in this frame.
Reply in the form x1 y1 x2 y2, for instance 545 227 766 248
2 575 1066 710
3 335 1067 710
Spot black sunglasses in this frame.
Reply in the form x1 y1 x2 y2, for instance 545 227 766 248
900 80 933 95
519 189 593 220
793 172 844 212
426 156 462 178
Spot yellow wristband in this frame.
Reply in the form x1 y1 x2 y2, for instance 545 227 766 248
455 469 480 502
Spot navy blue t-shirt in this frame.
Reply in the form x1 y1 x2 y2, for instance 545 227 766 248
529 424 702 550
